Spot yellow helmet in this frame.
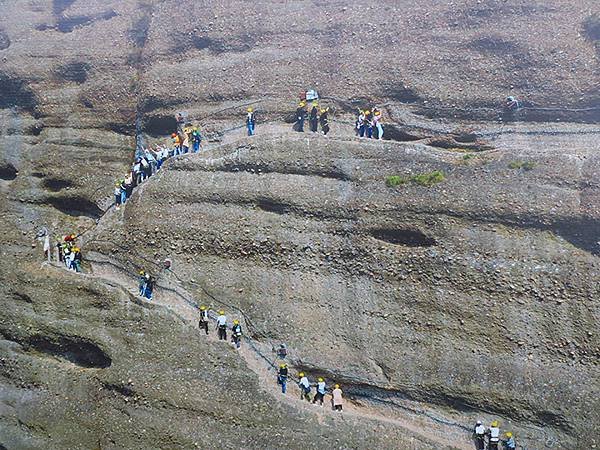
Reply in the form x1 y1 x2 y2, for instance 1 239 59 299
491 421 499 427
505 432 513 438
233 319 239 325
219 310 224 315
374 111 381 116
280 363 286 368
364 110 371 115
312 101 319 106
318 377 324 382
247 107 253 112
299 372 305 377
299 101 306 107
200 305 206 310
320 108 327 113
139 270 144 275
334 384 340 389
193 127 198 131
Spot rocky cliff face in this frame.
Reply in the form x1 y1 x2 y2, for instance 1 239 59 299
1 0 599 449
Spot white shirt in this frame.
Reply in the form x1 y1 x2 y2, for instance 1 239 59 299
489 427 500 441
317 381 326 394
217 315 227 326
475 424 485 435
299 377 310 389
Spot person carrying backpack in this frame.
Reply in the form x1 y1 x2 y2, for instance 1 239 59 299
298 373 311 401
198 305 209 335
231 319 242 349
277 363 288 394
246 108 256 136
216 310 227 340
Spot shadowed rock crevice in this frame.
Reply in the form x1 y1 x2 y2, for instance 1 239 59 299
56 10 118 33
25 334 111 368
55 61 90 84
0 72 37 111
0 163 18 180
384 124 424 142
255 198 291 215
370 228 436 247
42 178 74 191
46 196 103 219
142 114 178 136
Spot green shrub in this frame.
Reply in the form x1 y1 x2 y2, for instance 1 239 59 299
509 160 535 171
463 153 475 161
386 171 446 188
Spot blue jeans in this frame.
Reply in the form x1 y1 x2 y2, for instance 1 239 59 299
247 123 255 136
366 126 373 138
377 123 384 139
120 191 126 204
115 194 121 206
193 141 200 153
359 125 365 137
278 376 287 393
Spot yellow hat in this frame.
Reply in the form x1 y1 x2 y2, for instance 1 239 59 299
200 305 206 310
334 384 340 389
139 270 144 275
505 432 513 438
247 107 253 112
233 319 239 325
280 363 286 368
374 111 381 116
318 377 324 382
299 101 306 107
312 101 319 106
364 110 371 115
320 108 327 113
299 372 304 377
491 421 499 427
219 310 224 315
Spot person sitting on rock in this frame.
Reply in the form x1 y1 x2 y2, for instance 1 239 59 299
332 384 343 411
312 378 326 406
231 319 242 349
298 372 311 401
199 305 209 335
216 310 227 340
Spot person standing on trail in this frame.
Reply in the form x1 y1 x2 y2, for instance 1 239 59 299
43 233 51 262
182 133 190 154
216 310 228 340
298 373 311 401
312 378 326 406
56 241 63 262
364 110 374 138
473 420 486 450
199 305 209 335
332 384 343 411
319 108 330 136
309 101 319 132
138 271 147 296
372 108 384 140
114 182 122 209
502 432 516 450
277 363 288 394
246 107 256 136
143 273 154 300
192 127 202 153
356 109 365 137
487 421 501 450
294 101 307 132
231 319 242 349
72 247 82 273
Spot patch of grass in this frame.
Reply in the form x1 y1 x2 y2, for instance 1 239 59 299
385 175 409 187
463 153 475 161
386 170 446 188
508 160 535 171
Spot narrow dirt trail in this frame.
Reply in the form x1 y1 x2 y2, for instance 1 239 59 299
82 253 472 450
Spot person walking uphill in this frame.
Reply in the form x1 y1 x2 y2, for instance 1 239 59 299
332 384 343 411
319 108 330 135
192 128 202 153
231 319 242 349
216 310 227 340
487 421 501 450
277 363 288 394
312 378 326 406
473 420 485 450
246 107 256 136
199 305 209 335
298 373 311 401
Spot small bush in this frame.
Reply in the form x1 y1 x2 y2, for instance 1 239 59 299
385 175 408 187
386 171 445 188
463 153 475 161
508 160 535 171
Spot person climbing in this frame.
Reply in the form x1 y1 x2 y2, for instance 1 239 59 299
175 112 185 133
276 343 287 359
364 110 374 138
487 421 501 450
199 305 209 335
277 363 288 394
171 133 180 156
72 247 82 273
332 384 343 411
312 377 326 406
182 133 190 154
298 373 311 401
143 273 154 300
372 108 384 140
216 310 228 340
294 101 307 132
138 270 147 296
114 182 122 209
473 420 486 450
319 107 330 136
231 319 242 349
356 109 365 137
503 432 516 450
192 127 202 153
246 107 256 136
309 101 319 132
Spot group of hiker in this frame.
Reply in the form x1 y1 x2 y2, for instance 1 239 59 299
474 420 516 450
199 307 244 349
282 366 344 411
355 107 384 139
56 234 82 272
294 100 331 135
